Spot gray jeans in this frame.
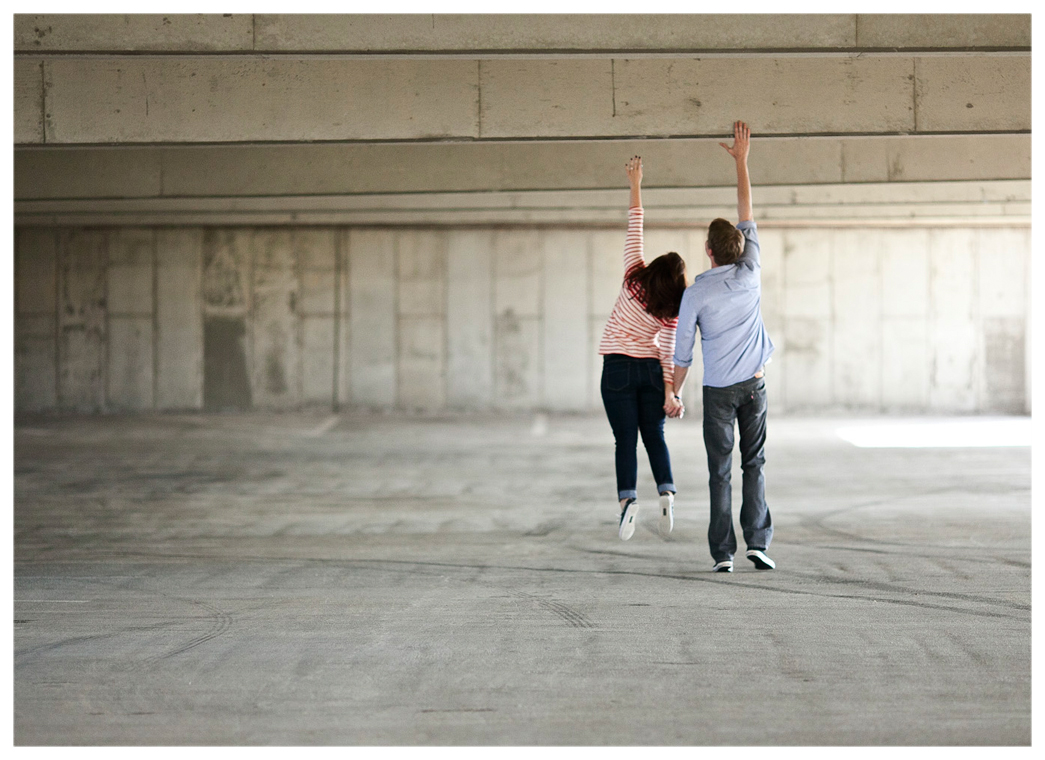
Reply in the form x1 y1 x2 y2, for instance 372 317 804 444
702 374 773 563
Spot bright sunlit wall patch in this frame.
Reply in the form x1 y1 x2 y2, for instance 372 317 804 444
836 418 1031 448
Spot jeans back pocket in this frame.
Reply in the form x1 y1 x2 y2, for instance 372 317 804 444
602 363 630 392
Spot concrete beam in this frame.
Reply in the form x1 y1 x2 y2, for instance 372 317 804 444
14 135 1030 201
15 14 1030 54
18 54 1028 145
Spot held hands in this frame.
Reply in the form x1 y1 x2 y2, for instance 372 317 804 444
664 393 685 419
719 121 750 163
625 155 643 187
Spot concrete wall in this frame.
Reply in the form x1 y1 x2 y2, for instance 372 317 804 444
15 222 1030 416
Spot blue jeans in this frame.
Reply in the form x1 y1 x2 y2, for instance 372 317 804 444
600 354 675 501
702 374 773 562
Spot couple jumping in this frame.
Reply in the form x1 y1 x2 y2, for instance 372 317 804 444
598 121 776 574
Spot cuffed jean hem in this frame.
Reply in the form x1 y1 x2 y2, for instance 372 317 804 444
618 489 638 501
657 483 676 495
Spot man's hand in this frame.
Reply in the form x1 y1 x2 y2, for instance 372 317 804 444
720 121 753 222
719 121 750 164
664 394 685 419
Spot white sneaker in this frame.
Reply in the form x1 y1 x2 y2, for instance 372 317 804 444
746 549 776 570
712 560 733 573
659 492 674 535
618 499 639 541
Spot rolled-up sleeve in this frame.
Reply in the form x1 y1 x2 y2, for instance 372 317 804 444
673 287 698 368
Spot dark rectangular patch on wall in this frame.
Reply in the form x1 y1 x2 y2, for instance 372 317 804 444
204 317 252 411
984 317 1026 413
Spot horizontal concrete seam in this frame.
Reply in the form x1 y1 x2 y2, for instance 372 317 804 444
11 48 1033 58
12 129 1034 149
12 220 1031 231
12 178 1032 203
14 200 1031 213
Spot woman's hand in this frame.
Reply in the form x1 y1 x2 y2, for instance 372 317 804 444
664 392 684 419
626 155 643 208
626 155 643 187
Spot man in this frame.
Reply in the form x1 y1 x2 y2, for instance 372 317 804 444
666 121 776 573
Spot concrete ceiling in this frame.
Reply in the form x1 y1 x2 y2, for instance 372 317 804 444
13 14 1030 226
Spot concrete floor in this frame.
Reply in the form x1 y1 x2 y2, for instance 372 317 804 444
13 411 1030 745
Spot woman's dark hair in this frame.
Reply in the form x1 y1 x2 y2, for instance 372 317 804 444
625 252 687 320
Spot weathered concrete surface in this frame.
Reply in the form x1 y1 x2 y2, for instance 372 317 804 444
14 59 42 143
607 57 915 136
13 413 1031 745
155 229 203 410
347 230 397 408
22 54 1028 144
856 14 1031 49
15 14 1029 53
252 14 861 53
446 231 495 410
915 56 1031 132
41 58 479 144
13 223 1032 416
15 229 58 412
56 231 108 412
16 13 253 52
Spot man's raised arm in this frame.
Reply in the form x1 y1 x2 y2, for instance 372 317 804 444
719 121 752 223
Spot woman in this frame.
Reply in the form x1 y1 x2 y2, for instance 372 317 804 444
599 156 687 541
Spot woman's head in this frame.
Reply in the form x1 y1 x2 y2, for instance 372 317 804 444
625 252 687 320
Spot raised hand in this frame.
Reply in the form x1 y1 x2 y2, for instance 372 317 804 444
719 121 751 163
625 155 643 187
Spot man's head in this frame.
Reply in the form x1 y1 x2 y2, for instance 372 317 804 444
705 218 745 267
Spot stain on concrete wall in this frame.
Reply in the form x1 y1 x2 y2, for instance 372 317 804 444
397 231 447 411
203 317 252 411
57 230 108 411
15 229 58 411
156 229 203 409
202 229 251 411
251 230 300 408
107 229 155 410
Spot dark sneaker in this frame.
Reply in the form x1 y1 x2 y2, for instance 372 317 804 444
746 549 776 570
712 560 733 573
618 499 639 541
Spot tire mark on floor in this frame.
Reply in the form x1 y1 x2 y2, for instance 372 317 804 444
151 599 232 661
510 591 594 629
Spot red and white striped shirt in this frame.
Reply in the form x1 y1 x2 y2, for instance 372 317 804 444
598 206 678 385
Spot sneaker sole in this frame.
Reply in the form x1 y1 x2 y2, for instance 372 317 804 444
659 494 674 535
619 502 638 541
746 551 776 570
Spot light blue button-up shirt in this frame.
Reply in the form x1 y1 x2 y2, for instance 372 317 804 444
673 220 775 388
